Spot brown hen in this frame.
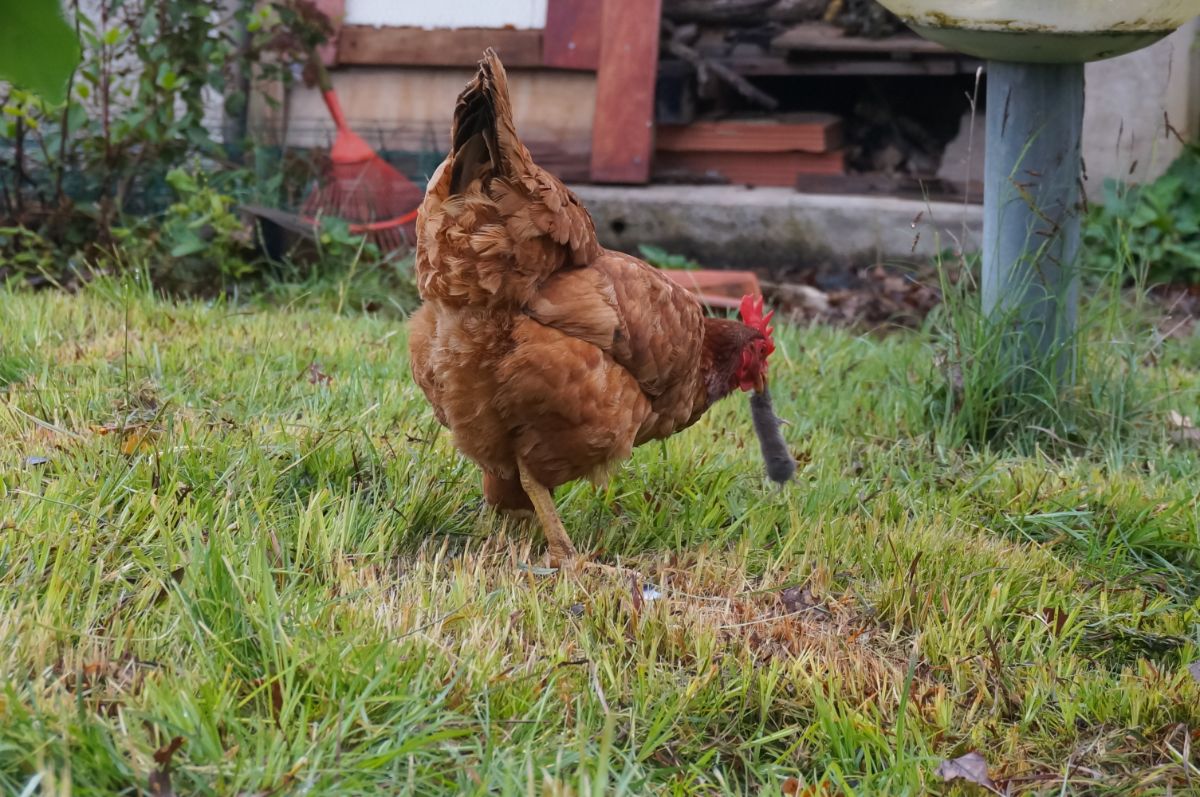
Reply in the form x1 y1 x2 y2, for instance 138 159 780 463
409 51 791 565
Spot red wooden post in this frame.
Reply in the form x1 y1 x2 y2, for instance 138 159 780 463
543 0 602 70
589 0 663 183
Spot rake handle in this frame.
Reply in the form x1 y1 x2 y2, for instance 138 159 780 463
308 52 350 133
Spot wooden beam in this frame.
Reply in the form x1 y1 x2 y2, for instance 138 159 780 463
772 23 949 55
711 54 979 77
657 115 843 154
543 0 602 70
336 26 543 68
590 0 663 183
655 150 846 186
283 68 596 177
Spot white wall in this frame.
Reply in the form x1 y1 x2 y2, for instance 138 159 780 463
1082 19 1200 196
942 22 1200 198
344 0 548 29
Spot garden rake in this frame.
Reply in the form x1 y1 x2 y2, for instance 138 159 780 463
301 55 424 251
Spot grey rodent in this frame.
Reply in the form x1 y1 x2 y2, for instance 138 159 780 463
749 386 796 484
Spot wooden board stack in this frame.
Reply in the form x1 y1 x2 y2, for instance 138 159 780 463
654 113 845 186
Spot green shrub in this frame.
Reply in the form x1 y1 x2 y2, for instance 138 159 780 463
0 0 332 289
109 166 259 291
0 225 60 285
637 244 701 270
1083 142 1200 286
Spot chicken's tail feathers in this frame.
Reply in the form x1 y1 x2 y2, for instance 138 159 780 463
449 49 523 195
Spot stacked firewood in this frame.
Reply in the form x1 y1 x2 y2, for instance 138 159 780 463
664 0 904 48
658 0 964 183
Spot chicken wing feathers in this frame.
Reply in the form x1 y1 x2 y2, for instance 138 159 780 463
524 254 707 444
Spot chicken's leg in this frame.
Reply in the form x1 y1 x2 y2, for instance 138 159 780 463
516 458 579 566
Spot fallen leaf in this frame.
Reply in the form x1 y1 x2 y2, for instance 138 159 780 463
1167 410 1194 429
307 362 332 386
250 678 285 725
1188 661 1200 683
265 756 309 793
24 455 49 467
630 573 644 615
652 747 682 767
780 585 816 614
567 603 585 618
780 777 833 796
1041 607 1069 635
1167 411 1200 447
148 736 185 797
120 427 161 455
937 751 997 793
93 422 162 455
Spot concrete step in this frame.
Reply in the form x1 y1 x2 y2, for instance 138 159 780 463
570 184 982 270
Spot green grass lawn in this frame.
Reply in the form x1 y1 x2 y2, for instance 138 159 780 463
2 280 1199 795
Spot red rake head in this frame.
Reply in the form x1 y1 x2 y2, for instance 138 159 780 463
739 294 775 356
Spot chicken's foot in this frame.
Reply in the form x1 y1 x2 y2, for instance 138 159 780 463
516 458 579 567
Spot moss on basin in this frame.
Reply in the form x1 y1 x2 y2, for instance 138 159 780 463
876 0 1199 61
908 24 1174 62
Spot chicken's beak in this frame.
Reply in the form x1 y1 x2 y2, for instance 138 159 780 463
754 373 766 395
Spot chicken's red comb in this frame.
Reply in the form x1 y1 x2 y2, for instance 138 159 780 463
739 294 775 355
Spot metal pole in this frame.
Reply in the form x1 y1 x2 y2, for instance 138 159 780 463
982 61 1085 379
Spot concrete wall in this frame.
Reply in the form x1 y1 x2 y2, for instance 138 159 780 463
937 23 1197 198
572 185 983 269
1082 19 1200 196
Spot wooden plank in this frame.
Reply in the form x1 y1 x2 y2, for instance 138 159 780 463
313 0 345 66
590 0 663 183
657 115 843 154
660 269 763 311
717 55 979 77
655 150 845 186
543 0 602 70
283 68 596 176
772 23 949 55
337 26 543 68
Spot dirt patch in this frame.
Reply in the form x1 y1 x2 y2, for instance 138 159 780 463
764 263 943 331
766 268 1200 337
